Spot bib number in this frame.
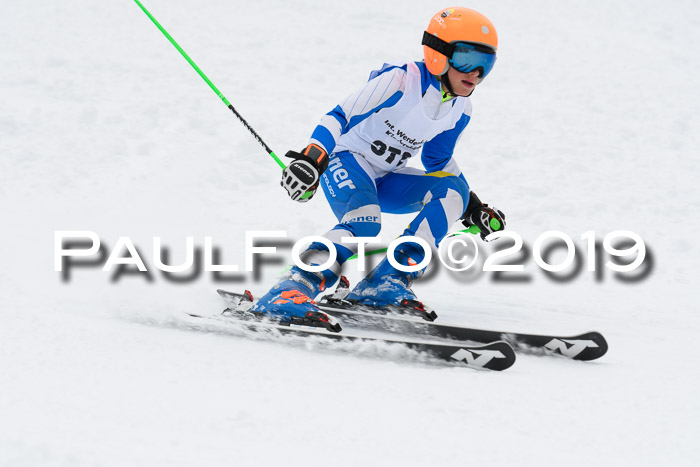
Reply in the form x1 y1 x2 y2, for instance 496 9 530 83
371 140 412 166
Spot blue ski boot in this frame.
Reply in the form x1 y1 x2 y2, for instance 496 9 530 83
345 243 437 321
250 249 342 332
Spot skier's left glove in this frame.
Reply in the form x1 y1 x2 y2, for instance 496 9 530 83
460 191 506 241
281 144 329 202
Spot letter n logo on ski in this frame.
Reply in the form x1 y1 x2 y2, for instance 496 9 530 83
450 348 506 368
544 338 598 358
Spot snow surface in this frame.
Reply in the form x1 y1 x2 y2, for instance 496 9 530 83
1 0 699 465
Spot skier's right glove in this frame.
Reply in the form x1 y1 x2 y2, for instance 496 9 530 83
281 144 329 202
460 191 506 241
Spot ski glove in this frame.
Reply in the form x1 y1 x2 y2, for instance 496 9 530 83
281 144 329 202
460 191 506 241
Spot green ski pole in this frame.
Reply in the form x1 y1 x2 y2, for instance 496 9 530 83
346 225 481 260
132 0 286 170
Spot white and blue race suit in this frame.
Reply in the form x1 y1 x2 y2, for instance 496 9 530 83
309 61 473 268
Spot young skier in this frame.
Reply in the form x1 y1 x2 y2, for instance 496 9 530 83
251 7 506 331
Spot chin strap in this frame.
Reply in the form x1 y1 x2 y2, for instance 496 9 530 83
439 75 455 101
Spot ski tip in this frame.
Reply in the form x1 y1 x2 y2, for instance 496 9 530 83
482 341 517 371
543 331 608 361
571 331 608 361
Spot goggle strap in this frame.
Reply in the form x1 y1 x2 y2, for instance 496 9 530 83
422 31 456 58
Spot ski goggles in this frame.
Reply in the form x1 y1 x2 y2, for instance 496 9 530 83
449 42 497 78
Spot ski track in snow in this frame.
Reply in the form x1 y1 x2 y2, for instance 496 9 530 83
1 0 699 465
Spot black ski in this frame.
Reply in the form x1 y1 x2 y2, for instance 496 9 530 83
217 288 607 361
210 290 516 371
314 296 608 361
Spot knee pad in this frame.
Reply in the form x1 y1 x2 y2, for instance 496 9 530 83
343 220 382 238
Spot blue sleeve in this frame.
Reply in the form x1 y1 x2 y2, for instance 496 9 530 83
421 112 470 184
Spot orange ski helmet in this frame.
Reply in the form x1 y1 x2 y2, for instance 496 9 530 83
422 7 498 76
